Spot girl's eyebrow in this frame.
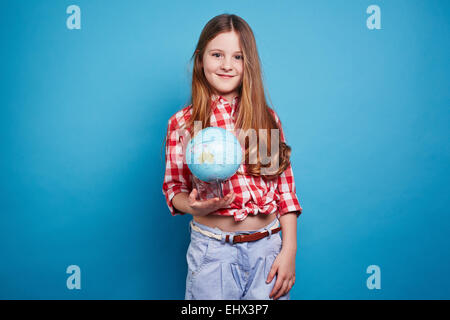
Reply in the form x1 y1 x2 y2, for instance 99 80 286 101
209 49 243 54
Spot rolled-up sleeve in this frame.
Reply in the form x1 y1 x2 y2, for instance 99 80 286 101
162 118 192 216
271 109 303 219
276 163 302 218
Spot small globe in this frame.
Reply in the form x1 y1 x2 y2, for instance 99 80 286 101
185 127 243 183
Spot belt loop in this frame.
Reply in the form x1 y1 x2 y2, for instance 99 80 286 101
221 232 234 244
220 233 227 244
264 227 272 239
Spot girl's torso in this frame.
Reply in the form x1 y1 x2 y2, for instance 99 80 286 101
193 213 277 232
164 96 301 227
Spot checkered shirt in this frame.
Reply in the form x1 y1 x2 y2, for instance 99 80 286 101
162 94 303 221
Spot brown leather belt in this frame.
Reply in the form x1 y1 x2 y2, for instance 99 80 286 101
225 227 282 243
190 220 281 244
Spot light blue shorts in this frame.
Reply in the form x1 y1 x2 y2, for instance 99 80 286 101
185 217 290 300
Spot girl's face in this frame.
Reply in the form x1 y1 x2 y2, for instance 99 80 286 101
201 31 244 103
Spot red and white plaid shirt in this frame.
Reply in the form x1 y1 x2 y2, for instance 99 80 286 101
162 94 302 221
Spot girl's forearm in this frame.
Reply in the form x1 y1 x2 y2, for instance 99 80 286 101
279 212 298 252
172 192 195 215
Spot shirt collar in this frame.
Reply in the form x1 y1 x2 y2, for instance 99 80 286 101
211 94 240 114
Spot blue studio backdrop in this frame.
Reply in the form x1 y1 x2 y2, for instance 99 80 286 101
0 0 449 299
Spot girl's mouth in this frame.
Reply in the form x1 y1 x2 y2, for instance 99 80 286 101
217 74 234 79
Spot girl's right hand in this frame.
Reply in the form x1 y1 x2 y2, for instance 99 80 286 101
188 188 236 216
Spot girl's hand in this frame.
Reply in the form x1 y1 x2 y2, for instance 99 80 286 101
188 188 236 216
266 248 296 300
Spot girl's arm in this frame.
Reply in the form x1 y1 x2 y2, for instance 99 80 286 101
172 189 236 216
266 211 298 299
171 192 196 214
279 211 298 251
163 114 236 217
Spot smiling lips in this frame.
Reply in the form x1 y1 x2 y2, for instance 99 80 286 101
217 74 234 79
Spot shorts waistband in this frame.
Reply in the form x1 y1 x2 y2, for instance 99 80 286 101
190 216 280 237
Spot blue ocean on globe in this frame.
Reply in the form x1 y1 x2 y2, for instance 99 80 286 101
185 127 243 183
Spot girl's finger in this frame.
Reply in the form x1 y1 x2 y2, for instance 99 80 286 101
208 197 219 205
211 197 221 207
218 193 231 204
189 189 197 202
285 279 293 296
189 188 197 200
226 193 235 204
266 263 277 284
277 280 290 300
274 280 289 300
269 274 283 299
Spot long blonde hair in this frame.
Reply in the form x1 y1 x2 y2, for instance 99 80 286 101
183 13 292 179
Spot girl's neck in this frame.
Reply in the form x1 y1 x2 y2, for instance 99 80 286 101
212 93 240 103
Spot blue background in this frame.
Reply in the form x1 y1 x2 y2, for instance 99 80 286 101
0 0 449 299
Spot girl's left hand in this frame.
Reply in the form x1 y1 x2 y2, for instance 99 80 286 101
266 248 296 300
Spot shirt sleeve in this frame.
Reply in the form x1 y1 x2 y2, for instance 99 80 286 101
271 109 303 219
162 118 192 216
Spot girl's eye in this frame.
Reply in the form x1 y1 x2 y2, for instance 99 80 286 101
212 53 243 60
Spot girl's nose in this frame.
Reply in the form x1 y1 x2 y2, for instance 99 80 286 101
221 64 232 71
221 57 233 70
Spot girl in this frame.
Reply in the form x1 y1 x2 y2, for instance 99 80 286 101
162 14 303 300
